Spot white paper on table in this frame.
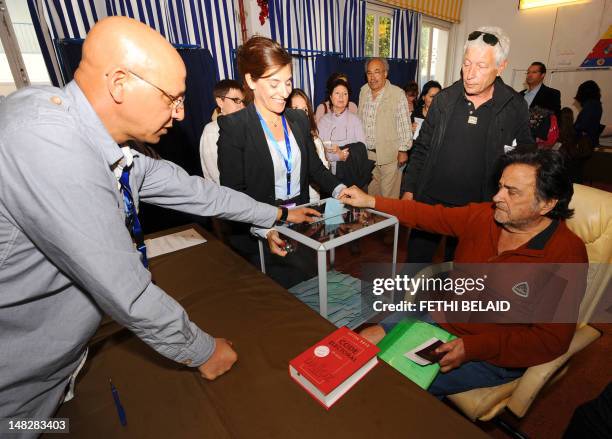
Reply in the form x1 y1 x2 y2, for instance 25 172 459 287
144 228 207 258
413 117 424 140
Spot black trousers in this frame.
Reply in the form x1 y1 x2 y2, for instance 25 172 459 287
406 194 458 263
564 382 612 439
229 233 317 289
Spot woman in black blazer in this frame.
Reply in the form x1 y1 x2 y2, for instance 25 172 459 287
217 36 343 288
218 103 340 206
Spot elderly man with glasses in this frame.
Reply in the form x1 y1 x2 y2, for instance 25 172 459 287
358 57 413 205
400 26 533 265
0 16 318 425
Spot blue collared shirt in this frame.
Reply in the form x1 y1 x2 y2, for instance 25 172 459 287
523 83 542 107
0 81 278 419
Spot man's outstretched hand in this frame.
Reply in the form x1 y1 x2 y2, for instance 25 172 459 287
338 186 376 209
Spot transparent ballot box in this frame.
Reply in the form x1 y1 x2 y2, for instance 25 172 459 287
258 198 398 329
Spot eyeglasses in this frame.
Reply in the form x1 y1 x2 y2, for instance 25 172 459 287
468 31 500 47
128 70 185 110
220 96 244 105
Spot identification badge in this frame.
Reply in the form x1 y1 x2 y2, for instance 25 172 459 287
467 115 478 125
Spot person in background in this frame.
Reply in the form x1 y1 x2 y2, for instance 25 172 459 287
412 80 442 121
314 72 358 123
400 26 533 263
318 78 373 191
411 80 442 138
403 80 419 113
318 78 363 164
574 80 603 148
519 62 561 148
520 61 561 114
287 88 329 202
199 79 244 184
556 107 586 183
557 107 577 154
217 36 344 288
359 57 413 204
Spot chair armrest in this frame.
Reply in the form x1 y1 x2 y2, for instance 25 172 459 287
507 324 601 417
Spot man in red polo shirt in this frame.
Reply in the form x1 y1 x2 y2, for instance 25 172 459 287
340 150 587 397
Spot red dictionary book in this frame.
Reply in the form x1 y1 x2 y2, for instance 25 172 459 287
289 326 380 409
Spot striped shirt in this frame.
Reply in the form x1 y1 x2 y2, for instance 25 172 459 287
361 80 412 152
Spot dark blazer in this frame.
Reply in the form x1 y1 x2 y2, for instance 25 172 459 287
217 103 340 206
520 83 561 114
575 99 603 147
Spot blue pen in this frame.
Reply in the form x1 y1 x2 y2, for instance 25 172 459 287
109 379 127 426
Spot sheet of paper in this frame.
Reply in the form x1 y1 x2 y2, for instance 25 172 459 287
413 117 424 140
323 198 347 226
144 228 207 258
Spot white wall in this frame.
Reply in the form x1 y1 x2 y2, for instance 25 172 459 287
449 0 611 124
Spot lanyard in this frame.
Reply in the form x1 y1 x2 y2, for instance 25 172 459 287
119 167 148 268
257 111 292 197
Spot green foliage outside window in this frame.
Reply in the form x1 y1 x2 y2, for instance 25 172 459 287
365 14 374 57
378 16 391 57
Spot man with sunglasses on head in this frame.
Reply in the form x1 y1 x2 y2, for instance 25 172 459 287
200 79 245 184
401 26 533 264
0 16 318 426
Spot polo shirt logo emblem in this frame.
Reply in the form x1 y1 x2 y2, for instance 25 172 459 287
512 282 529 298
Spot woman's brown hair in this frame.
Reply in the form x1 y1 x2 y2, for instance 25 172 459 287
236 36 292 103
287 88 318 137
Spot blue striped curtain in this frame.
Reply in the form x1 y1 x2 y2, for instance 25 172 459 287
27 0 238 84
342 0 366 58
391 8 420 60
269 0 342 100
105 1 239 80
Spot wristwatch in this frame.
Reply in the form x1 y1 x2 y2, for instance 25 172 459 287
277 206 289 224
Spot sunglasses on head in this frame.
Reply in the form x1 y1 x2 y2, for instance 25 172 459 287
468 31 499 47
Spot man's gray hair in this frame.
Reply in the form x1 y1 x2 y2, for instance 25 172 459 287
464 26 510 66
365 57 389 73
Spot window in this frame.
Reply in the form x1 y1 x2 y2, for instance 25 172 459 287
365 4 393 58
419 20 450 88
0 37 17 96
0 0 51 96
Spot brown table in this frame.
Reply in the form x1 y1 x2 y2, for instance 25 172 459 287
50 225 488 439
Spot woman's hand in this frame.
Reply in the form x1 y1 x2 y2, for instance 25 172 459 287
286 207 320 223
339 147 350 161
267 230 288 256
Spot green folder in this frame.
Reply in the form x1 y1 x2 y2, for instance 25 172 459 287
377 319 456 390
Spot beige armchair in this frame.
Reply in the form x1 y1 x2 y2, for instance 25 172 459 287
447 184 612 423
